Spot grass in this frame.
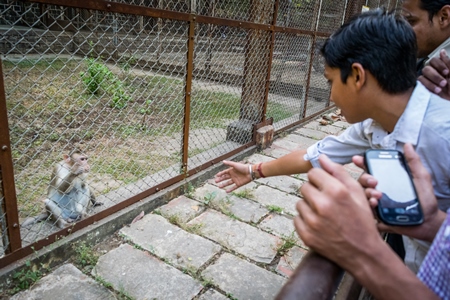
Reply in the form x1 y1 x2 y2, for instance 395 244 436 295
276 232 298 256
72 241 99 273
11 261 43 293
267 205 283 213
231 188 254 199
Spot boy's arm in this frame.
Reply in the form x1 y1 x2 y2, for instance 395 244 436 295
215 149 312 193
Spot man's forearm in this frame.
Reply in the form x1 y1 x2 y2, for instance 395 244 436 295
347 241 439 300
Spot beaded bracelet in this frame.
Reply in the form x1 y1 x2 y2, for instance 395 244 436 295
257 163 266 178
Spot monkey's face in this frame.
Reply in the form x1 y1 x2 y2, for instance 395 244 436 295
70 153 91 174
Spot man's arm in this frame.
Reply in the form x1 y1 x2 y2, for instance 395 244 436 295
294 154 439 300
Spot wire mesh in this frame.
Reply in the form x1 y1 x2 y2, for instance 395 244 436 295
1 3 190 246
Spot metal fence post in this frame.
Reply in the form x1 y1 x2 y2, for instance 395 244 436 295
0 58 22 254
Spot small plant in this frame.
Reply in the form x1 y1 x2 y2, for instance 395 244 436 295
80 58 131 109
267 205 283 213
12 261 42 292
232 188 254 199
167 214 183 226
203 191 217 205
185 183 195 198
276 232 297 256
227 293 238 300
73 241 99 271
184 223 203 235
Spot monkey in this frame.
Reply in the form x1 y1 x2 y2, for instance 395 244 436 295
22 150 102 229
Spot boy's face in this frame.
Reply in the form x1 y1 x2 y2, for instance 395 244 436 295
324 65 364 124
402 0 446 58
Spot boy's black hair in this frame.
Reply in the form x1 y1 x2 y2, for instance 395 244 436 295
419 0 450 21
321 8 417 94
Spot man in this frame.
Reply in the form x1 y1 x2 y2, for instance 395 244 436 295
403 0 450 99
294 144 448 300
215 8 450 272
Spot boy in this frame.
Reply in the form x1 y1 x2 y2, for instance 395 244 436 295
215 8 450 272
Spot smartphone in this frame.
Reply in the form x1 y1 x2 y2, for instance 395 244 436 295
364 149 424 226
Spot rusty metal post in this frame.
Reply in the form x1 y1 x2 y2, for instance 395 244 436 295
226 0 275 144
0 58 22 254
182 15 196 176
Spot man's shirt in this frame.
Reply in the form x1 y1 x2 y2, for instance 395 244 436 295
418 210 450 300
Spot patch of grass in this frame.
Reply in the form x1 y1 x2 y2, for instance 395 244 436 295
11 261 43 293
276 232 298 256
167 214 184 226
267 205 283 213
203 191 217 205
73 241 99 273
184 223 203 235
185 183 195 198
232 188 254 199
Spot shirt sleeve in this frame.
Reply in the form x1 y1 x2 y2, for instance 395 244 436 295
304 122 372 168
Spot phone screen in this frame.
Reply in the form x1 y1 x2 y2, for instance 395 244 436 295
365 150 423 225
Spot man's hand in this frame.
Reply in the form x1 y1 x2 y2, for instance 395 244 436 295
419 49 450 100
294 154 382 269
215 160 251 193
352 144 445 242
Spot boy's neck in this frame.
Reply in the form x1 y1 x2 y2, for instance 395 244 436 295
370 87 414 133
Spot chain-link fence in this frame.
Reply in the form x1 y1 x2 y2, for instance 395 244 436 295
0 0 400 264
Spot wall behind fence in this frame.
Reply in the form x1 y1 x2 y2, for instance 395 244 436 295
0 0 399 267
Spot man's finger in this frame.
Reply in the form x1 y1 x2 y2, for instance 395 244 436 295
318 154 361 193
403 144 431 182
418 74 443 95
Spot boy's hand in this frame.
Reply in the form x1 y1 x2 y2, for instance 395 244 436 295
215 160 251 193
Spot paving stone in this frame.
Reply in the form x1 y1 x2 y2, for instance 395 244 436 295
276 246 309 277
262 146 292 159
344 162 364 179
246 153 276 164
283 133 319 148
11 264 114 300
202 253 286 300
272 138 303 152
120 214 221 270
253 185 300 216
304 120 342 135
92 244 203 300
292 127 329 140
158 195 205 223
188 210 281 264
259 214 303 245
198 289 229 300
256 175 304 196
332 120 350 129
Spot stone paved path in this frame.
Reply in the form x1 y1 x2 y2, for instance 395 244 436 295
11 116 358 300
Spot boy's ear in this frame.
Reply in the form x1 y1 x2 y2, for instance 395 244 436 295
438 5 450 28
351 63 366 90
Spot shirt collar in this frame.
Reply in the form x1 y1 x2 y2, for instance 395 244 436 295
363 82 431 145
393 82 430 145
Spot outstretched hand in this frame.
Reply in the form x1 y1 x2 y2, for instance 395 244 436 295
215 160 251 193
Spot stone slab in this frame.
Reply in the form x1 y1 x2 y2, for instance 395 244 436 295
188 210 281 264
276 246 309 277
92 244 203 300
253 185 300 216
283 134 319 149
262 146 292 159
304 120 343 135
292 127 329 140
259 214 303 245
120 214 221 270
158 195 205 223
256 175 304 196
198 289 229 300
202 253 286 300
11 264 114 300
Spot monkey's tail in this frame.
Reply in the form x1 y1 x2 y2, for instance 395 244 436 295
20 212 50 227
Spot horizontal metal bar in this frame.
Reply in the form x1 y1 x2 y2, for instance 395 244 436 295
25 0 331 37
